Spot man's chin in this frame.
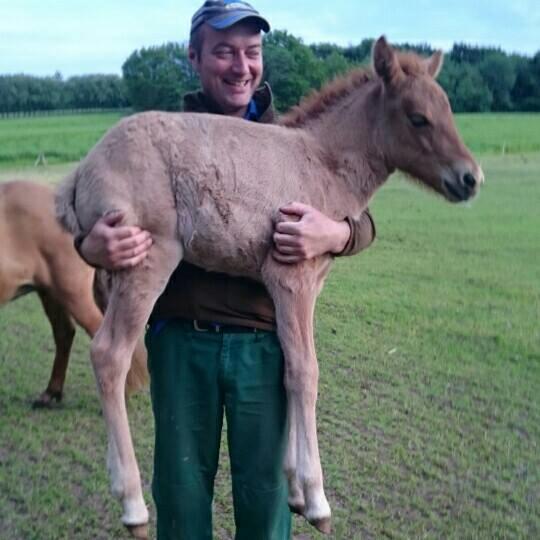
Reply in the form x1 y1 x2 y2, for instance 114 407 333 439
222 98 251 115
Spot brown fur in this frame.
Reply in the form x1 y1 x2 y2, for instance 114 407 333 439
0 180 147 407
55 37 483 536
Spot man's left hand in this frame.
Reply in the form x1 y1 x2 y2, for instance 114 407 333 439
272 202 351 264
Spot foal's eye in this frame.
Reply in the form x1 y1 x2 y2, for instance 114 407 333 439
408 113 430 128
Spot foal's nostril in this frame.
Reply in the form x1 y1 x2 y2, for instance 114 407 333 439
463 173 476 189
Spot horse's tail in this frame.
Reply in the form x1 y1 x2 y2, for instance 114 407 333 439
126 339 149 395
55 169 82 236
93 269 149 396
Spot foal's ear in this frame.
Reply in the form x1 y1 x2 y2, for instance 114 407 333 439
426 50 444 78
373 36 404 86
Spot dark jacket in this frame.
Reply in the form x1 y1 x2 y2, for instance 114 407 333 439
151 84 376 329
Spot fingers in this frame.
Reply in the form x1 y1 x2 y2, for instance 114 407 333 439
110 234 153 269
115 231 152 252
279 201 312 216
271 249 303 264
273 231 301 247
275 221 302 236
115 249 151 269
101 211 125 227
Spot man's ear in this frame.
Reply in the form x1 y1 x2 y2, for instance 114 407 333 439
188 45 199 70
372 36 404 86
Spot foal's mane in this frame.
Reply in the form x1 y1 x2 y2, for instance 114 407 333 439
279 52 429 129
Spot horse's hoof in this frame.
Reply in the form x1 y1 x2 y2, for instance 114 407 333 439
309 516 332 535
288 502 305 515
125 523 149 539
32 390 63 409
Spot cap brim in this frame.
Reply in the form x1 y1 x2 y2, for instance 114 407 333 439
208 12 270 33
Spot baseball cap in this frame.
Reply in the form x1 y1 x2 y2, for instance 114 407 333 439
190 1 271 35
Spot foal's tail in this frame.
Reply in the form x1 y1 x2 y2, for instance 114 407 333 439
55 170 83 236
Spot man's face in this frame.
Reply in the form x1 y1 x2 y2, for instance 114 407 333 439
189 22 263 117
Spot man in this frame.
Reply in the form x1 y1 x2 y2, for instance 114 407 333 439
78 2 376 538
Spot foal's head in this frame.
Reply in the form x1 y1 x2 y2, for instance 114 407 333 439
373 37 483 202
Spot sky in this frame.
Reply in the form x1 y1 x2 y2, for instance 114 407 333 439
1 0 539 77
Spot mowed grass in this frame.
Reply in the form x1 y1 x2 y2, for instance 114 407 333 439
0 112 126 167
0 113 539 539
456 113 540 155
1 111 539 171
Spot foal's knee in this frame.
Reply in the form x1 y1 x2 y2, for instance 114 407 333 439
90 338 127 395
285 364 319 397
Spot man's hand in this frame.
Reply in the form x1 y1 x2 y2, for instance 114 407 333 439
79 211 153 270
272 202 351 264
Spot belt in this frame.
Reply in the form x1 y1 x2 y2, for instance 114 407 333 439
191 319 260 333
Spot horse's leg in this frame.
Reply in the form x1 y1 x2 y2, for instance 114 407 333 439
33 290 76 408
91 238 182 538
262 258 332 534
92 269 148 396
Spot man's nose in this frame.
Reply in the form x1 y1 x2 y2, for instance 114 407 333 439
232 53 249 74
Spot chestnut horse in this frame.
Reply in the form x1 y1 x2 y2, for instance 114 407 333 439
56 38 483 537
0 180 147 406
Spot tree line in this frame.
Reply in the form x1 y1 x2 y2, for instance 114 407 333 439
0 73 129 114
1 31 539 114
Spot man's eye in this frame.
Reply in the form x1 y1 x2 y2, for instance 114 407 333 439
408 113 430 128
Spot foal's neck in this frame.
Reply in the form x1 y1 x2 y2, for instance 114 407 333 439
305 80 391 204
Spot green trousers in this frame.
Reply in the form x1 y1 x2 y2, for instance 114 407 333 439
145 320 292 540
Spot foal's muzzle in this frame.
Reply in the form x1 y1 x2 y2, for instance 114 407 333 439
442 166 484 203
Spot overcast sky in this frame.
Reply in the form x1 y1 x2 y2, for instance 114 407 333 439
1 0 538 77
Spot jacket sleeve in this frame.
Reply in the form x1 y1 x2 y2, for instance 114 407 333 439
335 208 376 257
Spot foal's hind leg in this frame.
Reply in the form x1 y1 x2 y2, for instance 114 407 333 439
33 290 76 408
91 239 182 538
263 257 332 534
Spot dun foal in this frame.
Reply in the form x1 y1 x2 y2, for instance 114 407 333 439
56 38 483 536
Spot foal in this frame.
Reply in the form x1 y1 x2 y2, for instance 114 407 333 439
56 37 483 536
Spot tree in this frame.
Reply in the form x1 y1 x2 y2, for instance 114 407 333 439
478 53 517 111
263 30 325 111
512 52 540 111
438 59 493 112
122 43 199 111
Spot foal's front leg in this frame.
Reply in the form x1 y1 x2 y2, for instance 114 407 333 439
263 258 332 534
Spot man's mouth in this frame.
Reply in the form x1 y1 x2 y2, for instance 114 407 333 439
224 79 250 88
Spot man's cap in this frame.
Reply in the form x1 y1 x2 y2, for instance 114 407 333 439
191 1 271 36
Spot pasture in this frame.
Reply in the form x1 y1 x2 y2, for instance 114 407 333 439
0 112 539 539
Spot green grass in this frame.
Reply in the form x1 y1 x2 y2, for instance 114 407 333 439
0 111 539 171
0 112 127 167
0 114 539 538
456 113 540 155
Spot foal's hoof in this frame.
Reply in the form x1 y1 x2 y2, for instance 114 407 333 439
125 523 149 539
32 390 63 409
309 516 332 535
288 502 305 516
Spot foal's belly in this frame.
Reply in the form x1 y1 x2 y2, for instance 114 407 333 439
179 204 274 281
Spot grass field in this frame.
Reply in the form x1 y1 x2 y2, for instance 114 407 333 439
0 112 126 167
1 111 540 170
0 113 539 539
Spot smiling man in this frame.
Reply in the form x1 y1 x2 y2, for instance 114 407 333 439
77 1 376 538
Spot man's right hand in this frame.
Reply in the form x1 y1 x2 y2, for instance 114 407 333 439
79 211 153 270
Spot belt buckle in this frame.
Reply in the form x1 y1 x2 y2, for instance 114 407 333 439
193 320 209 332
193 320 221 332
